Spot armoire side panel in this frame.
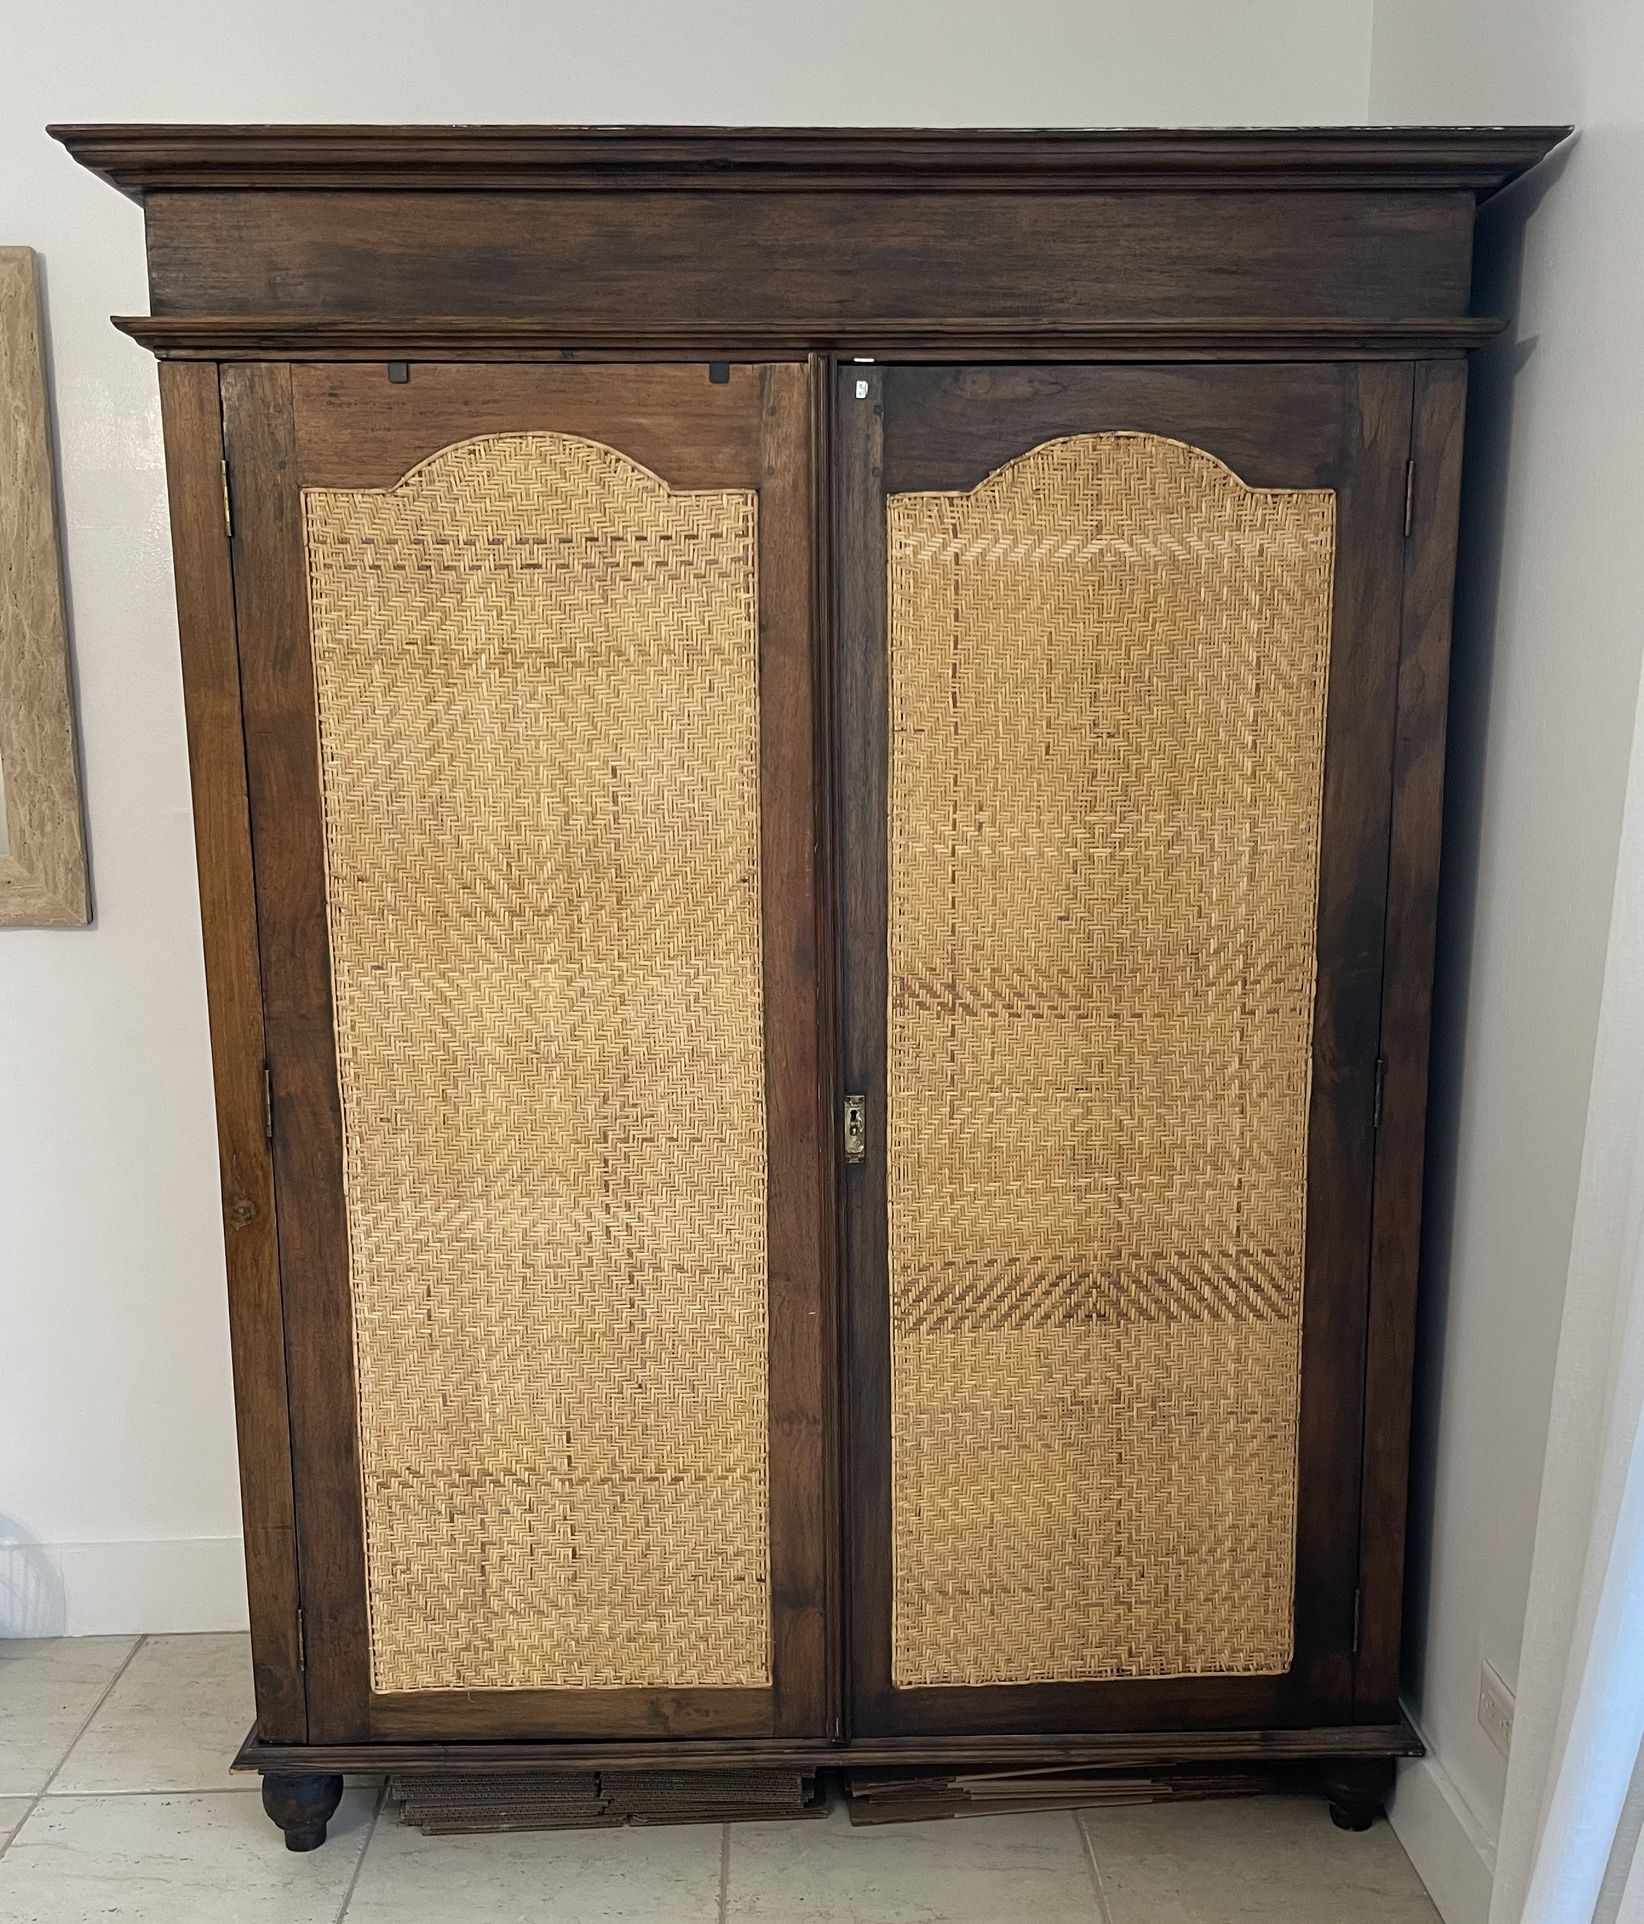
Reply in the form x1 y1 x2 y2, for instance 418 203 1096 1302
224 362 372 1737
1357 359 1469 1718
158 360 305 1741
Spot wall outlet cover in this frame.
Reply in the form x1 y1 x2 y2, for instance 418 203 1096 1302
1479 1658 1515 1758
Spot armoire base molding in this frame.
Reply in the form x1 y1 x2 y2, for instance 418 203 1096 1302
237 1718 1422 1778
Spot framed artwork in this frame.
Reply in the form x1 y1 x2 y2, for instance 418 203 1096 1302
1 245 88 927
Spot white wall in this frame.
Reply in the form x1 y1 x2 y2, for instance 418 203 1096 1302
1367 7 1644 1920
8 16 1634 1919
9 21 1631 1913
0 2 1376 1635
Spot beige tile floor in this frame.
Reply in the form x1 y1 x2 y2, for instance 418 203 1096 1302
0 1634 1442 1922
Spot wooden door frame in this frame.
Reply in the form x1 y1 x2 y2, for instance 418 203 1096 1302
1356 358 1469 1720
157 359 306 1740
834 358 1416 1737
219 358 834 1743
160 347 1464 1757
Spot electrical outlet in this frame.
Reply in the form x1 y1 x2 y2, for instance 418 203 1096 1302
1479 1660 1515 1758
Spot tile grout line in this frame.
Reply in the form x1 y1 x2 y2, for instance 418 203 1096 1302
1075 1808 1117 1924
1 1634 148 1862
332 1778 387 1923
0 1794 41 1863
718 1819 730 1924
38 1633 148 1799
36 1784 264 1801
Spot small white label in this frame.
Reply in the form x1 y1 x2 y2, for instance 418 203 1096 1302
854 379 870 400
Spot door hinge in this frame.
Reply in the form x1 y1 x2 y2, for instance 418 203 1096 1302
1373 1055 1387 1134
1402 458 1416 539
1352 1587 1362 1654
221 457 235 540
262 1062 274 1146
843 1094 866 1165
296 1605 306 1669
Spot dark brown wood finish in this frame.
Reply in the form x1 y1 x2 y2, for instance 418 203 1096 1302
49 124 1568 200
222 361 369 1739
810 354 848 1745
1320 1756 1399 1831
237 1718 1423 1778
261 1772 343 1852
367 1687 774 1744
876 363 1375 488
133 190 1474 329
1357 358 1470 1719
60 124 1568 1813
49 129 1563 386
157 361 305 1741
286 361 763 486
111 316 1507 363
838 363 1413 1736
223 361 830 1742
756 360 834 1739
834 362 887 1745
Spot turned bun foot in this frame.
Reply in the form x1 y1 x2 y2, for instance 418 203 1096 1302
1320 1757 1396 1832
261 1771 344 1851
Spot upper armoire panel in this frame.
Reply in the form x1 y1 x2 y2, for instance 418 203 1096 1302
51 126 1568 354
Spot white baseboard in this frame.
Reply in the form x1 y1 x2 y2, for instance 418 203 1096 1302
0 1536 249 1637
1389 1740 1498 1924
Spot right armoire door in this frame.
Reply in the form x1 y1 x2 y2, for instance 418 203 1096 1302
837 362 1416 1736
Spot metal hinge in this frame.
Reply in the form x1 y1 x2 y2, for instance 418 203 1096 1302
1352 1587 1362 1653
1403 458 1416 539
221 457 233 540
296 1605 306 1669
263 1062 274 1146
1373 1056 1387 1134
843 1094 866 1165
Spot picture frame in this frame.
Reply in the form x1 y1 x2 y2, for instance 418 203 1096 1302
0 244 88 927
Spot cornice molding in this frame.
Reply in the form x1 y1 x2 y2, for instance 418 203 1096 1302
52 124 1570 202
111 315 1506 362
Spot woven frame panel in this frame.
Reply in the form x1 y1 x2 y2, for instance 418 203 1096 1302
886 432 1336 1687
303 432 771 1694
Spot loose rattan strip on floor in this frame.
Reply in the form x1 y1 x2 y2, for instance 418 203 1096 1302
303 432 771 1694
886 432 1336 1687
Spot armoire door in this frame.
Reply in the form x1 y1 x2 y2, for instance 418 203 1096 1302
837 362 1414 1736
221 361 831 1743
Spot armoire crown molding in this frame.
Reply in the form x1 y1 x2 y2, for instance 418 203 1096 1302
110 314 1507 361
49 123 1569 200
57 125 1569 345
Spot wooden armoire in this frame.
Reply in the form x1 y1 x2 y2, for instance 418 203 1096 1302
57 124 1565 1847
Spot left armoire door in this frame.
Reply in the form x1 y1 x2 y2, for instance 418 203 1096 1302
221 362 831 1743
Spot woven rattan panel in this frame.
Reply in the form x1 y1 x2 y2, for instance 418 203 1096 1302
303 432 770 1694
886 432 1336 1687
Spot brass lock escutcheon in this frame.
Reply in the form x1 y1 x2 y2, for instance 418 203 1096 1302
843 1094 866 1165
